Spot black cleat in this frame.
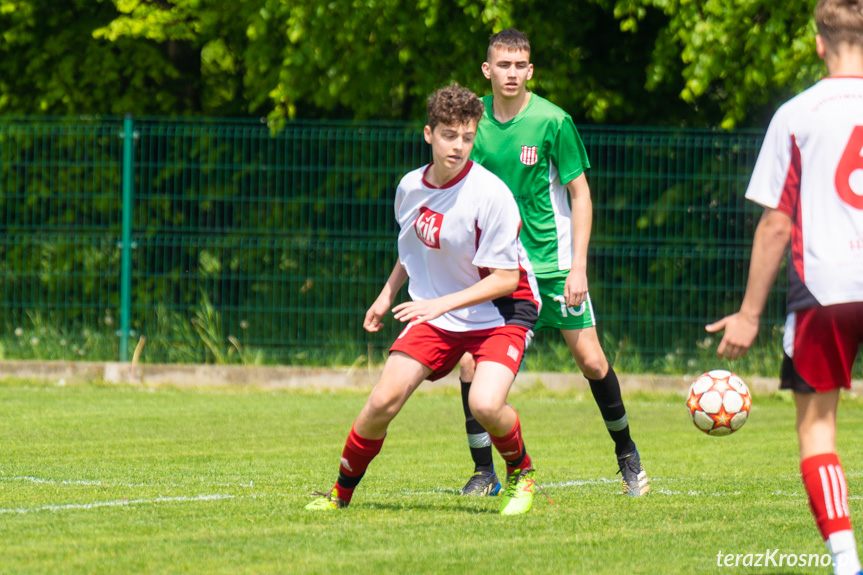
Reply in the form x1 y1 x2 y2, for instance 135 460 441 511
617 449 650 497
460 470 501 496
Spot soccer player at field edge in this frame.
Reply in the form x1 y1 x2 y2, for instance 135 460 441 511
706 2 863 573
305 84 546 516
456 28 649 498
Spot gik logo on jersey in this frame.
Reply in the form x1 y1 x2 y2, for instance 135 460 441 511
520 145 538 166
415 207 443 248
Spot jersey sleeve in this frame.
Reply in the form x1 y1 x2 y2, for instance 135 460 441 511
472 183 522 270
394 179 406 229
550 114 591 185
745 104 798 216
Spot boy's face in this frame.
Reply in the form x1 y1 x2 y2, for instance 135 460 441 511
482 47 533 99
423 120 478 174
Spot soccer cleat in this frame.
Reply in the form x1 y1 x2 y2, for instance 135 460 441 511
499 468 536 515
617 448 650 497
304 488 348 511
460 469 501 496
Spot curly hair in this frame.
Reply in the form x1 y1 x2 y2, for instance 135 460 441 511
816 0 863 48
426 84 485 131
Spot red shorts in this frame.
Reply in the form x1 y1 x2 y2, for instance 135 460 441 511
389 322 531 381
781 302 863 392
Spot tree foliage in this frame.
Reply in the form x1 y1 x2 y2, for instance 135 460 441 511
615 0 823 127
0 0 205 115
0 0 829 126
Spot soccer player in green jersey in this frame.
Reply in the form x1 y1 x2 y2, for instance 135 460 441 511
457 28 649 497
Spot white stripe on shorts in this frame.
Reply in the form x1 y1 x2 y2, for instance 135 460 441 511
783 312 796 358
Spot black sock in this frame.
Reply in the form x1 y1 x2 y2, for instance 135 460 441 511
460 379 494 472
587 366 636 456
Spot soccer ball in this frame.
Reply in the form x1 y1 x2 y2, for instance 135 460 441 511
686 370 751 436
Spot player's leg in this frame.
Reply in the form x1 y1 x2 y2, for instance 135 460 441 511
562 326 632 453
468 325 540 515
534 271 647 495
785 303 861 575
562 325 648 496
306 351 430 510
457 352 499 496
796 389 861 575
469 360 536 514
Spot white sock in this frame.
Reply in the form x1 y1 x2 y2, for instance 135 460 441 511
827 531 862 575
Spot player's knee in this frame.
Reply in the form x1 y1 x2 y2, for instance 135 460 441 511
468 397 502 428
578 355 609 380
365 394 401 424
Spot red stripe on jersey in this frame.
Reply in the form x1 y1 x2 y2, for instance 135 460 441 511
778 135 805 283
476 220 538 321
421 160 474 189
511 266 538 307
475 221 490 279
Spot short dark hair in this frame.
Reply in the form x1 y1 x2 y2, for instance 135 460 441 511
426 84 484 131
487 28 531 61
816 0 863 49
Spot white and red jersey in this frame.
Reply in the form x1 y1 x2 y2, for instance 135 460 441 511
394 160 540 332
746 77 863 310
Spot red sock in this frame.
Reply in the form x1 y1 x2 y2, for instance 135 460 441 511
489 411 532 474
333 424 385 504
801 453 853 540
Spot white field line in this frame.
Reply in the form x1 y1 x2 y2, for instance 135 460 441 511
652 488 863 500
545 478 619 487
406 478 863 499
9 475 152 487
547 482 863 499
0 494 235 515
5 476 256 489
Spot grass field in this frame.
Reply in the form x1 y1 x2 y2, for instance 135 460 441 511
2 379 863 574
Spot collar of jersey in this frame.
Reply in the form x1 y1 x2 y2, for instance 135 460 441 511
485 91 535 126
421 160 473 189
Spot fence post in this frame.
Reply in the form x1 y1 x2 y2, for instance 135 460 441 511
119 114 134 362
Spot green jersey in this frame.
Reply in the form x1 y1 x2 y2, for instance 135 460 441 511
471 93 590 273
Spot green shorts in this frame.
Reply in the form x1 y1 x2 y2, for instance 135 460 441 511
534 271 597 331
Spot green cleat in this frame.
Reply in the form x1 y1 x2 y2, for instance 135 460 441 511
304 488 348 511
499 468 536 516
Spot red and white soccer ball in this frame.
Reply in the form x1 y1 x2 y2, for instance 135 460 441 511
686 370 751 436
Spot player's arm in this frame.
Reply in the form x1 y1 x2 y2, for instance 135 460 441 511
392 267 519 326
706 207 792 359
565 172 592 308
364 259 408 332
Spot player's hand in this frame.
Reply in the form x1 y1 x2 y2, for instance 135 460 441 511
363 297 392 332
392 298 447 326
564 269 588 308
705 312 760 360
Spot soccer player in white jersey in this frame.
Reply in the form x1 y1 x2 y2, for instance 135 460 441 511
305 84 543 516
456 28 649 498
707 2 863 573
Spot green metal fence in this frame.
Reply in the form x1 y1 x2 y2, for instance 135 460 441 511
0 117 812 374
